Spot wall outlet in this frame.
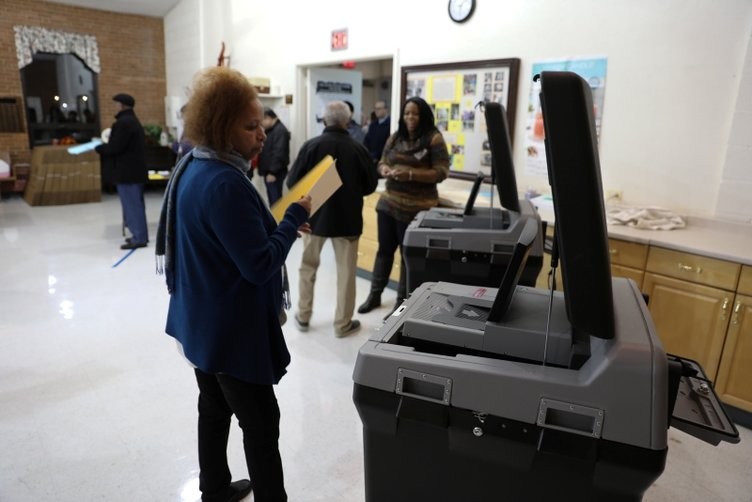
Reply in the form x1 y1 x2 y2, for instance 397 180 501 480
605 189 623 202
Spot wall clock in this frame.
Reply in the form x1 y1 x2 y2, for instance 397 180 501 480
448 0 476 23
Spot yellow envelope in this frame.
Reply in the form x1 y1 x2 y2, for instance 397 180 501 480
270 154 342 223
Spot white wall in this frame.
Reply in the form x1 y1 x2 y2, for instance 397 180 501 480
717 31 752 223
165 0 752 220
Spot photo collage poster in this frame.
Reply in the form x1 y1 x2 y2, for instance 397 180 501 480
405 66 512 176
525 57 608 177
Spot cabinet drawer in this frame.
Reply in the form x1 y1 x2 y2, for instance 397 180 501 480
645 247 740 291
608 239 648 269
363 205 378 235
738 265 752 296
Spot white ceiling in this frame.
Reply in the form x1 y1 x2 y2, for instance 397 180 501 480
45 0 181 17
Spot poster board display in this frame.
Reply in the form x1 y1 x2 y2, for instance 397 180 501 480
525 57 608 178
401 58 520 180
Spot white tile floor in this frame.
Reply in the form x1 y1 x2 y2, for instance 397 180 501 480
0 190 750 502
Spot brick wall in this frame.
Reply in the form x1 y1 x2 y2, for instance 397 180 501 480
0 0 166 164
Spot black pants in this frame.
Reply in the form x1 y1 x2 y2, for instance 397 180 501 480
194 368 287 502
376 211 410 299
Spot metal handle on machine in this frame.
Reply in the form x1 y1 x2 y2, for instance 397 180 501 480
678 262 702 274
396 368 452 405
537 398 604 438
425 237 451 260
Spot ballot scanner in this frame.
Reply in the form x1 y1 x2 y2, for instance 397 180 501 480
403 102 544 294
352 72 739 502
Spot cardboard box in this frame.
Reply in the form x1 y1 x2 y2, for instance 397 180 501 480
248 76 271 94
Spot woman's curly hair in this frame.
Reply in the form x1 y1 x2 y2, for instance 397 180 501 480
182 67 258 152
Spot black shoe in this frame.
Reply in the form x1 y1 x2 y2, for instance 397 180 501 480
120 241 147 250
202 479 252 502
125 237 149 244
225 479 252 502
357 292 382 314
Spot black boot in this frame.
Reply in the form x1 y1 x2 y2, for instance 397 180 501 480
358 255 391 313
358 292 381 313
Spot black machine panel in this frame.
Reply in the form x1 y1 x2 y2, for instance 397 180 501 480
485 101 521 213
538 71 615 340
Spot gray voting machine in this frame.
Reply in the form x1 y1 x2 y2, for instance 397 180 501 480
352 71 739 502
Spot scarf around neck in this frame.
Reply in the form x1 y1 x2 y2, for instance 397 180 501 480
155 145 250 293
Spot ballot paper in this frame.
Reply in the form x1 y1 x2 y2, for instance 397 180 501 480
271 155 342 223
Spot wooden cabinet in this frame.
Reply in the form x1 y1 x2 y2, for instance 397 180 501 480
642 272 734 380
715 266 752 412
358 192 400 283
642 247 740 381
609 238 648 289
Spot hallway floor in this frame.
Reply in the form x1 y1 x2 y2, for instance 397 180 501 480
0 190 750 501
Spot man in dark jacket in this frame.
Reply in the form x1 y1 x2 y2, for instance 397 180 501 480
364 100 390 163
257 107 290 205
286 101 378 337
95 93 149 249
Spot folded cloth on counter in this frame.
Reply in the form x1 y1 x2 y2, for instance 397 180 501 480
606 206 686 230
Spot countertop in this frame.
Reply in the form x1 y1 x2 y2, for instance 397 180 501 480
433 178 752 266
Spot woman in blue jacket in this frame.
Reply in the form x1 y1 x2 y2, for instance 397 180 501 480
156 67 310 502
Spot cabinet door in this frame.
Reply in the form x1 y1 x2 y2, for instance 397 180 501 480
359 193 400 283
643 273 733 380
715 294 752 412
611 264 644 290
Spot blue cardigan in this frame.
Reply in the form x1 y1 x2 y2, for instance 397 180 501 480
165 158 308 384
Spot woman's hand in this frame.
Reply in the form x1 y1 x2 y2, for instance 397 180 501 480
380 164 413 181
388 167 412 182
378 164 393 178
295 194 312 214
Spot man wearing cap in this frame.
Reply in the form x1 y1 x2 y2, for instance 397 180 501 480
95 93 149 249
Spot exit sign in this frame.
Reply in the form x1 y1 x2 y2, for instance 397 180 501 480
331 29 348 51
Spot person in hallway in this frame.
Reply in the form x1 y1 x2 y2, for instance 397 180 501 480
357 96 450 315
94 93 149 250
155 66 311 502
286 100 378 337
363 100 391 164
256 107 290 206
343 100 366 143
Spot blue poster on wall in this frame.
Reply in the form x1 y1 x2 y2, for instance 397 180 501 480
525 57 608 177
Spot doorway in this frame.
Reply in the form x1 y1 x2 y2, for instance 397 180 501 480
298 57 394 144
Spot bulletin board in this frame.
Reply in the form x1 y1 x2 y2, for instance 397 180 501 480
401 58 520 180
